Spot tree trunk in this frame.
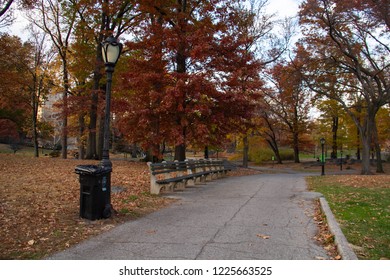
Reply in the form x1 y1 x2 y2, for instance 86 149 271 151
32 83 39 158
331 116 338 159
356 125 361 160
61 59 69 159
86 42 103 159
144 149 153 162
359 113 376 175
243 136 249 168
174 144 186 161
97 113 105 160
86 89 98 159
131 143 137 158
293 131 300 163
292 108 300 163
372 120 384 173
77 112 86 159
32 112 39 158
266 139 282 164
360 134 372 175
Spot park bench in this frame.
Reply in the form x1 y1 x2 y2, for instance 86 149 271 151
147 159 232 195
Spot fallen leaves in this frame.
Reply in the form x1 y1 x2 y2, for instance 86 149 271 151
256 234 270 240
0 154 173 259
227 168 262 177
313 200 340 260
0 154 263 259
334 175 390 189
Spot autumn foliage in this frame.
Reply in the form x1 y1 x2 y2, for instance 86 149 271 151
114 0 261 160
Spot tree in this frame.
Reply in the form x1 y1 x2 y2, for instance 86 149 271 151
0 32 53 155
29 0 77 159
115 12 170 161
209 0 265 167
72 0 141 160
115 0 262 162
66 17 97 160
316 99 343 159
0 0 35 27
257 107 284 164
264 58 311 163
0 34 31 143
299 0 390 174
235 0 295 167
25 26 55 157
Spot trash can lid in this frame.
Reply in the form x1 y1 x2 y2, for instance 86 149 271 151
75 165 112 175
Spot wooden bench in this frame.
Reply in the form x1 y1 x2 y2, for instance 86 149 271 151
147 159 232 195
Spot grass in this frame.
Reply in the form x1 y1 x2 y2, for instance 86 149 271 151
0 143 58 156
307 175 390 260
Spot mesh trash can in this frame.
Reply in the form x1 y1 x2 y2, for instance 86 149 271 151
75 165 112 220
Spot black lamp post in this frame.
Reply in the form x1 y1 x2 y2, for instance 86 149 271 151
340 147 343 171
320 138 325 176
101 35 122 168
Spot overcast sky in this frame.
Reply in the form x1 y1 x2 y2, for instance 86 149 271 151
2 0 302 41
267 0 301 17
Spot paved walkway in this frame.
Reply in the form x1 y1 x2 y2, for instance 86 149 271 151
49 173 329 260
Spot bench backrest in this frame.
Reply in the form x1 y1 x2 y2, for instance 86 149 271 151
149 159 225 174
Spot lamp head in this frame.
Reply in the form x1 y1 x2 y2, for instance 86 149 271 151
101 36 123 66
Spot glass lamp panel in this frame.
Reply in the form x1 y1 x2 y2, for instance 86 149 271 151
106 44 120 64
102 44 108 64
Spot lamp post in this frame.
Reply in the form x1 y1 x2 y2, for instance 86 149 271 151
320 138 325 176
340 148 343 171
100 35 122 168
92 35 122 219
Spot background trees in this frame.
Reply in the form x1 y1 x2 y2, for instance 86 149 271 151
263 57 311 163
0 0 35 27
71 0 141 160
298 0 390 174
29 0 77 159
0 32 53 156
115 0 262 161
0 34 31 144
0 0 388 173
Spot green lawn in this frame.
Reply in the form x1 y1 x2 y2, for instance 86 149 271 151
0 143 59 157
307 175 390 260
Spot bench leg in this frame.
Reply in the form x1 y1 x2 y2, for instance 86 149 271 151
187 178 195 187
174 181 186 190
150 181 162 195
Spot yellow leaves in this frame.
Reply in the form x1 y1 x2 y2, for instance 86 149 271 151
256 234 270 240
27 240 35 246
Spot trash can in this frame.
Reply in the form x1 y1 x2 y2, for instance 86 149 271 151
75 165 112 220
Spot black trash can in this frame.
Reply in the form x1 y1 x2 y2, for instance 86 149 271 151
75 165 112 220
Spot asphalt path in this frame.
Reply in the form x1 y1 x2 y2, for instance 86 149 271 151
49 171 330 260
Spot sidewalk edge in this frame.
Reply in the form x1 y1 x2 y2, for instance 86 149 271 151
319 197 359 260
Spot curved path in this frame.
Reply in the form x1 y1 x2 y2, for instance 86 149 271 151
49 172 329 260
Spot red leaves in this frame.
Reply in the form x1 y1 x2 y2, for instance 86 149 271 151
113 1 262 156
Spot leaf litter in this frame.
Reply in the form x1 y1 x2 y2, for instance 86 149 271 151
0 154 260 259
